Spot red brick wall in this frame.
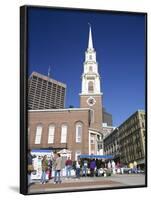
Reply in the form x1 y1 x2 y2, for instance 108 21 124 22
28 109 90 160
80 95 103 131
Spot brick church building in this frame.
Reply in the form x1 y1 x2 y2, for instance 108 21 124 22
28 25 104 160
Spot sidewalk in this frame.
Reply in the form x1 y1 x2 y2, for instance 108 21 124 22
28 176 125 194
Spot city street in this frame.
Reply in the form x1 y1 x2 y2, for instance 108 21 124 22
28 174 146 194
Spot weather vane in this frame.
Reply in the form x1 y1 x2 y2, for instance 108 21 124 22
88 22 91 27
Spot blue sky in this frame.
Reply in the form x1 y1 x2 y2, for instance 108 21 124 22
27 7 146 126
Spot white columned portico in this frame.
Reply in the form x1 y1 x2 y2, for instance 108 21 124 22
88 129 103 155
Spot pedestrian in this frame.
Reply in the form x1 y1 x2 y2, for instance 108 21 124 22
41 155 48 184
76 160 81 179
95 159 101 177
120 162 124 174
82 160 88 177
27 149 36 186
107 161 111 169
53 153 62 184
116 161 120 174
48 158 53 180
129 162 133 174
133 161 137 173
90 159 96 177
65 157 73 178
111 160 116 174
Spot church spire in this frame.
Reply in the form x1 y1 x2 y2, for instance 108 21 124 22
80 23 101 95
88 23 94 50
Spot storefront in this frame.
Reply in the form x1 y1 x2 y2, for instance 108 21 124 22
31 148 74 179
31 149 53 180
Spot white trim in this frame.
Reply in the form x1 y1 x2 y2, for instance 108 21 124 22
88 131 90 154
88 128 102 135
89 130 100 135
79 93 103 96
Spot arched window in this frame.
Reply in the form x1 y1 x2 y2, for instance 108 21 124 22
90 134 95 144
35 125 42 144
48 125 55 144
89 66 93 72
61 124 68 143
89 55 92 60
88 81 94 93
76 122 83 143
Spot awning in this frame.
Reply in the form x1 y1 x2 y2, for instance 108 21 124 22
136 158 145 165
78 154 114 159
31 149 53 153
58 149 71 154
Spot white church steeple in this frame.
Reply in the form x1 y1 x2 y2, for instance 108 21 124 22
80 25 103 132
80 25 102 96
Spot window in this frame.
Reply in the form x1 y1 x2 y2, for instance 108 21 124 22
48 125 55 144
89 55 92 60
89 66 93 72
90 134 95 144
88 81 94 93
35 125 42 144
61 124 67 143
142 122 145 128
76 122 83 143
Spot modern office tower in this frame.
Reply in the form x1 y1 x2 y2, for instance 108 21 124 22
103 107 113 126
28 72 66 110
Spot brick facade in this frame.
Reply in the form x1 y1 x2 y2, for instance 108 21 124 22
28 109 92 160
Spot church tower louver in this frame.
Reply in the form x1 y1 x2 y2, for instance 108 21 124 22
80 25 103 133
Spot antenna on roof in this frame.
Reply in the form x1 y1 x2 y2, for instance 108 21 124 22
48 65 51 78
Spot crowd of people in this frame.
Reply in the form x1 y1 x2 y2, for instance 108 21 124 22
28 150 139 186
